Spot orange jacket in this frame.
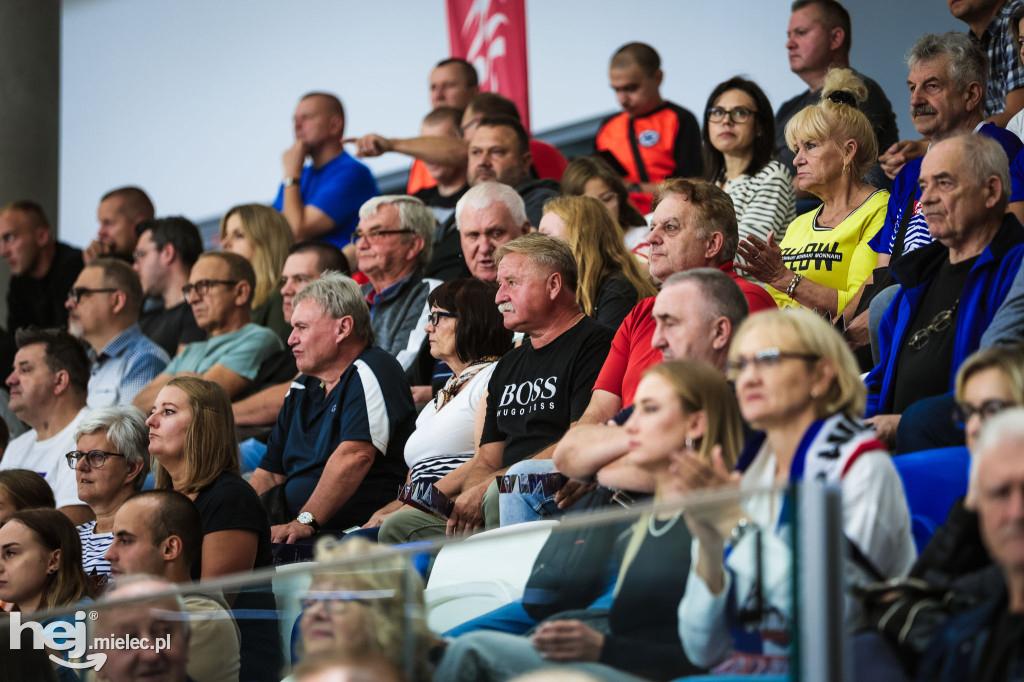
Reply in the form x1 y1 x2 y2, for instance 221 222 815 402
595 101 703 193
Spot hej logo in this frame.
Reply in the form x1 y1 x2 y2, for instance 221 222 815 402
9 610 107 671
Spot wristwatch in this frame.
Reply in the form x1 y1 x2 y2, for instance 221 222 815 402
283 176 300 188
297 511 320 533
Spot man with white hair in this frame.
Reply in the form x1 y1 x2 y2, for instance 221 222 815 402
456 182 532 282
249 272 416 542
918 408 1024 679
355 195 441 372
865 133 1024 453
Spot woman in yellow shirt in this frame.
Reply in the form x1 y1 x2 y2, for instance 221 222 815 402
737 68 888 318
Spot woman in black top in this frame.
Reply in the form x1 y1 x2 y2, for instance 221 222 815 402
434 360 744 681
147 375 281 681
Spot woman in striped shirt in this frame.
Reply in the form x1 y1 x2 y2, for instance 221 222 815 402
702 77 796 283
70 405 150 579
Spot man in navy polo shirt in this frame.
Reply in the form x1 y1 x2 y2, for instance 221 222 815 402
248 272 416 542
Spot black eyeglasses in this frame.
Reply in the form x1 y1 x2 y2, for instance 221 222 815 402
907 299 958 351
65 450 126 470
953 399 1013 427
67 287 118 304
428 311 457 327
349 229 415 246
182 279 238 302
707 106 757 124
727 348 819 374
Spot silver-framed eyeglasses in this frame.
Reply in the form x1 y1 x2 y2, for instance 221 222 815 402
727 348 819 374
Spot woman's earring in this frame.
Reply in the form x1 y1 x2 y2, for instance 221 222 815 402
685 438 695 450
48 568 56 574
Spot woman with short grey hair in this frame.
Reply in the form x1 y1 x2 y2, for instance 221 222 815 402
69 404 149 577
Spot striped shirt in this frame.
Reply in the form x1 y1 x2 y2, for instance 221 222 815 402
77 520 113 576
973 0 1024 117
724 160 797 281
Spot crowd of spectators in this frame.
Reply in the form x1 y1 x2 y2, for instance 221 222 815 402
5 0 1024 680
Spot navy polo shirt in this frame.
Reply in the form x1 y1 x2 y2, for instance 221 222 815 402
259 346 415 530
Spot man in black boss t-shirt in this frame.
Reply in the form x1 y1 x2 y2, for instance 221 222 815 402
377 234 613 543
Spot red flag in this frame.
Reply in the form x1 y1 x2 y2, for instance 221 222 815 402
446 0 531 132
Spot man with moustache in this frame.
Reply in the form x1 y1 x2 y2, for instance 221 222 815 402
846 32 1023 354
378 234 613 542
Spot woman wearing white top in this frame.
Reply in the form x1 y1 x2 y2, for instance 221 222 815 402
672 309 915 674
701 77 796 281
363 278 513 529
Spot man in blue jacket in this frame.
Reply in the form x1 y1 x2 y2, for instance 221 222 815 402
865 133 1024 453
918 409 1024 680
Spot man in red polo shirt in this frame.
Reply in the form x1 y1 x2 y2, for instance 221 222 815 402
581 178 776 425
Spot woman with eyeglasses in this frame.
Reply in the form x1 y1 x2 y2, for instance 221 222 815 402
366 279 512 535
701 77 796 282
538 196 658 330
220 203 295 342
735 69 887 319
299 537 434 680
955 345 1024 456
673 309 914 674
148 375 281 681
849 346 1024 680
69 405 149 578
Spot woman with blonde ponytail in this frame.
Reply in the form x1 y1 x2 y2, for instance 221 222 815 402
736 68 888 319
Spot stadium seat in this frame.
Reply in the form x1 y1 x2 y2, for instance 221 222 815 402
423 520 559 634
892 446 970 554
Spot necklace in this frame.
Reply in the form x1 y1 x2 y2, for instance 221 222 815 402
648 509 684 538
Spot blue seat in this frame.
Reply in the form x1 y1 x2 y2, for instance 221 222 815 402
891 446 970 554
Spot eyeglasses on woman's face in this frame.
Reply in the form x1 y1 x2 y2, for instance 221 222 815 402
65 450 126 470
707 106 756 124
727 348 819 374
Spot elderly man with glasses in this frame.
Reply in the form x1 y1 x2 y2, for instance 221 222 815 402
865 133 1024 453
354 195 441 377
132 251 283 411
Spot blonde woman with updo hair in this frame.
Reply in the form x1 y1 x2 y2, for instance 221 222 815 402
538 195 657 330
220 203 295 341
736 68 888 318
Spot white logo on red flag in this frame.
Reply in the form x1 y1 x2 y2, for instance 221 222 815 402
446 0 531 132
